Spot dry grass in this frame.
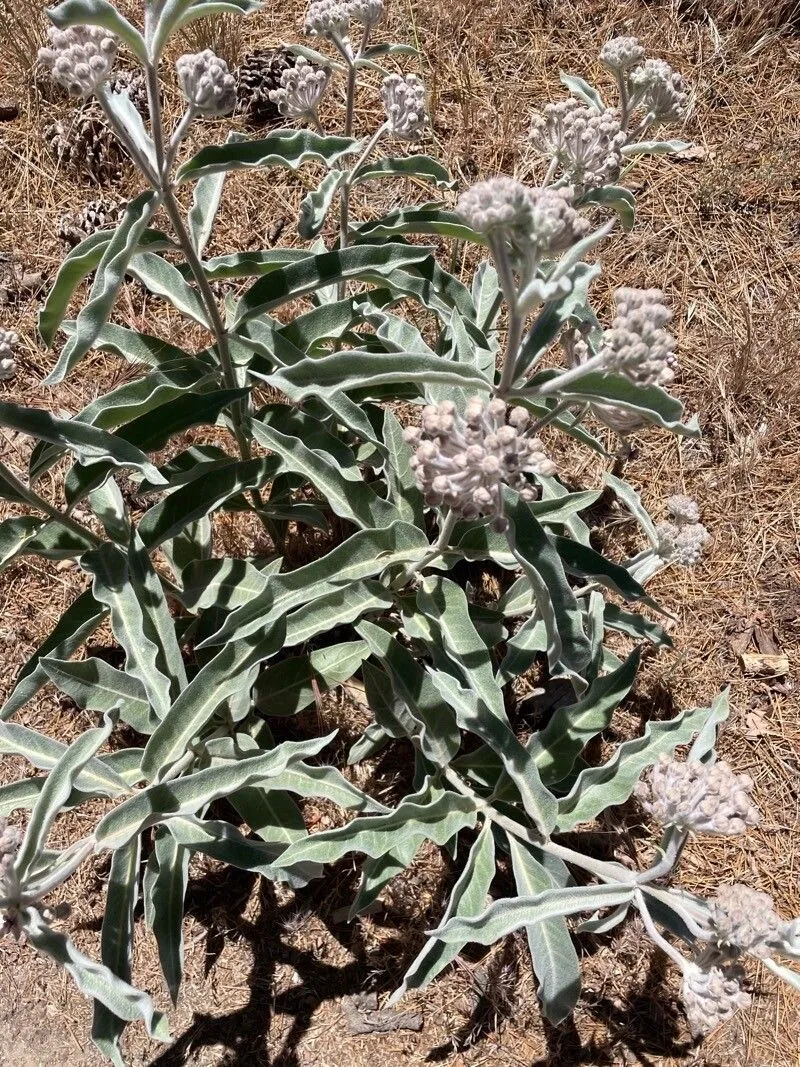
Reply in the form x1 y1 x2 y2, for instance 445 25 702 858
1 0 800 1064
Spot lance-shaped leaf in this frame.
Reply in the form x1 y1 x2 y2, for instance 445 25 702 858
24 907 169 1039
179 556 274 612
99 734 335 851
560 71 605 109
349 838 419 919
188 131 244 255
603 604 671 647
15 714 115 882
354 156 454 188
0 401 167 486
577 185 636 231
555 701 728 831
687 689 731 764
128 251 211 327
202 523 429 648
143 827 190 1003
177 130 358 183
390 820 495 1003
44 191 160 384
604 473 660 546
41 656 155 734
91 836 142 1065
0 721 129 796
1 589 107 720
381 408 424 525
505 495 592 687
149 0 263 58
277 787 479 871
428 670 557 833
254 641 369 718
355 205 483 244
299 169 344 239
0 516 46 569
621 139 691 158
431 884 633 945
507 835 581 1023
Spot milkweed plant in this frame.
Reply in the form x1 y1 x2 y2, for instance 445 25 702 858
0 0 797 1061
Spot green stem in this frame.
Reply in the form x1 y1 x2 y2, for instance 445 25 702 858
0 461 103 547
393 509 459 589
491 238 523 399
337 59 360 301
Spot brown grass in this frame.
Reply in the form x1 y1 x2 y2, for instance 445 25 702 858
1 0 800 1064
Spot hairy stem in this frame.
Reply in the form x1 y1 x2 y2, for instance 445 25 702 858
521 351 608 398
393 509 459 589
0 461 103 547
491 239 524 399
635 888 691 971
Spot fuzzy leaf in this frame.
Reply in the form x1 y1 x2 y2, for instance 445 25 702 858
143 827 189 1003
298 170 344 239
41 657 155 734
254 642 369 717
177 130 358 183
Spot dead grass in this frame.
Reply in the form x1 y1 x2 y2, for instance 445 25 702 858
1 0 800 1064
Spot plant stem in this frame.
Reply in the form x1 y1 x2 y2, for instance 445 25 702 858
22 838 97 902
521 352 608 398
637 825 689 885
491 239 523 399
635 888 691 971
0 461 103 547
337 59 360 300
393 509 459 588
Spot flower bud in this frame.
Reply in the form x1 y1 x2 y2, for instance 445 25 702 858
708 884 788 959
600 36 646 72
637 754 760 835
681 953 751 1037
666 494 700 525
176 50 236 117
530 99 627 192
0 328 18 382
630 58 687 123
268 56 330 120
347 0 385 26
655 520 710 567
381 73 427 141
37 24 117 97
600 287 677 388
305 0 351 40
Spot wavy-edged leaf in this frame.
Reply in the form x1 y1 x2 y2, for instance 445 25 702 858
578 185 636 230
128 251 211 327
41 656 154 734
188 131 244 255
0 720 130 796
355 205 483 244
354 156 454 189
621 138 691 158
0 516 46 569
560 72 604 110
143 826 189 1003
604 603 671 647
179 557 272 612
254 641 369 717
299 169 344 239
177 130 358 183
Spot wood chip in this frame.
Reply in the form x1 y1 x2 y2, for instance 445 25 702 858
739 652 789 677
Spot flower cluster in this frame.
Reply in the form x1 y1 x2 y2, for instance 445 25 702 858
637 755 760 835
348 0 385 26
304 0 351 41
599 288 677 388
655 495 710 567
269 56 330 120
0 818 23 940
37 24 118 97
176 50 237 117
530 99 627 192
631 58 687 124
681 952 751 1038
0 328 18 381
600 35 646 72
707 884 788 959
404 398 556 531
381 73 427 140
457 177 589 261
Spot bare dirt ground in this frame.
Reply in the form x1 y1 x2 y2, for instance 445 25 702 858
1 0 799 1064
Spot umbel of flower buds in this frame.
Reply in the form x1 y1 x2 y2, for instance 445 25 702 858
531 99 627 192
707 884 788 959
599 288 677 388
631 58 687 124
0 328 18 382
681 952 751 1038
655 495 710 567
404 398 556 532
637 755 760 835
381 74 427 141
600 35 646 72
348 0 385 26
269 56 330 120
457 177 590 262
0 818 23 941
305 0 351 40
37 24 118 97
176 50 237 117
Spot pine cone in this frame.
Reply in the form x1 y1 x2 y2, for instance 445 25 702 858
57 198 125 247
107 69 149 118
44 101 128 185
236 48 297 126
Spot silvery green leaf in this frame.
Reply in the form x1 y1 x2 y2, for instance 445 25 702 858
472 260 502 334
1 590 106 720
546 220 616 288
269 763 389 815
560 72 605 110
0 720 130 796
552 535 656 606
507 835 581 1023
91 836 141 1065
139 624 286 780
505 495 592 688
230 784 306 846
389 821 495 1003
354 156 454 189
176 130 358 183
299 170 344 239
0 400 166 486
15 714 115 882
604 473 660 547
514 261 600 377
347 721 391 765
526 650 641 786
254 641 369 718
496 615 548 684
202 523 429 649
621 139 691 158
161 517 212 579
44 192 161 384
150 0 262 57
427 669 557 833
24 906 169 1039
98 734 336 850
277 787 479 871
687 689 730 764
1 518 95 563
268 350 491 402
197 248 307 283
355 205 484 245
577 185 636 231
41 657 155 734
102 82 156 172
603 604 672 647
357 620 461 766
188 132 244 256
46 0 148 62
82 534 186 719
251 417 402 530
128 251 211 327
555 701 728 830
577 901 630 934
0 516 46 569
179 557 272 612
349 838 419 919
88 477 130 546
143 826 189 1003
233 243 435 328
431 884 633 945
